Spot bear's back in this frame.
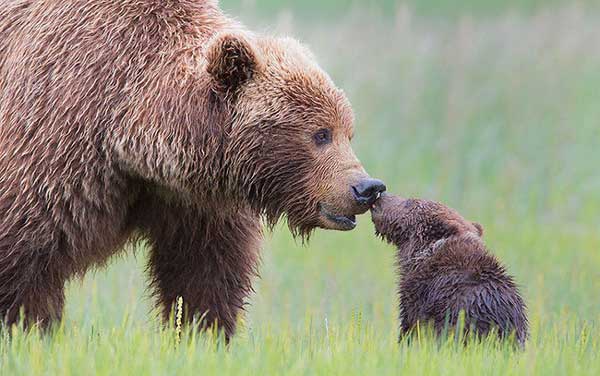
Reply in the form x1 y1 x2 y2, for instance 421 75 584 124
400 236 528 345
0 0 230 137
0 0 236 253
0 0 233 177
0 1 33 82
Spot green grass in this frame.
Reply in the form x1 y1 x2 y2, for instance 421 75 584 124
2 3 600 375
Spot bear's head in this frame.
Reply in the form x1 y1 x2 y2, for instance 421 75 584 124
370 194 483 257
205 32 385 236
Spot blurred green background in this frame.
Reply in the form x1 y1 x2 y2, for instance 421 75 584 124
4 1 600 374
220 0 596 17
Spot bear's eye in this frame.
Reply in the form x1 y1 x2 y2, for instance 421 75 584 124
313 129 332 146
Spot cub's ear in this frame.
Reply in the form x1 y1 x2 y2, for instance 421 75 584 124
472 222 484 237
206 32 259 95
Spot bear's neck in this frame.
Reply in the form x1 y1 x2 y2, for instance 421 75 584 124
397 237 449 274
397 232 484 273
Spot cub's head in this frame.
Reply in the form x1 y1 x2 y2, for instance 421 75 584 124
205 32 385 236
370 194 483 251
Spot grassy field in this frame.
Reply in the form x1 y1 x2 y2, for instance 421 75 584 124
2 2 600 375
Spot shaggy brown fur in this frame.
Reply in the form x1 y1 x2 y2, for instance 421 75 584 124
371 195 528 346
0 0 383 337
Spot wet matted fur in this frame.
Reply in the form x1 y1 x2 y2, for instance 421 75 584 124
371 195 528 346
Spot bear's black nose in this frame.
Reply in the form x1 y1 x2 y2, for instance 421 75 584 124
352 178 387 206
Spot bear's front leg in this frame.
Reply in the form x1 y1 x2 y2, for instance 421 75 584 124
0 241 67 330
144 203 261 340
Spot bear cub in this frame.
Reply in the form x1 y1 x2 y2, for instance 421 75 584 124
371 194 528 346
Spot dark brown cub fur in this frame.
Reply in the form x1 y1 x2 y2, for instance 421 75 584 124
371 195 528 346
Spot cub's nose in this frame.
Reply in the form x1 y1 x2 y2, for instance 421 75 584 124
352 178 387 206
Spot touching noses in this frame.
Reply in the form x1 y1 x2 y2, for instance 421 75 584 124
352 178 387 206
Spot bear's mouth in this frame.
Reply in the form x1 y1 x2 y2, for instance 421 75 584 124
319 204 357 231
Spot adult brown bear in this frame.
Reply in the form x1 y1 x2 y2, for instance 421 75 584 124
0 0 385 337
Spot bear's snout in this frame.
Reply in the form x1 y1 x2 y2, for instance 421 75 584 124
352 178 386 207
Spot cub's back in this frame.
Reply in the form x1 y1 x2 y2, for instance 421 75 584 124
402 236 528 345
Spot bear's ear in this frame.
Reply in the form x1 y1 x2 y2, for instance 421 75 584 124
472 222 484 237
206 32 259 95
